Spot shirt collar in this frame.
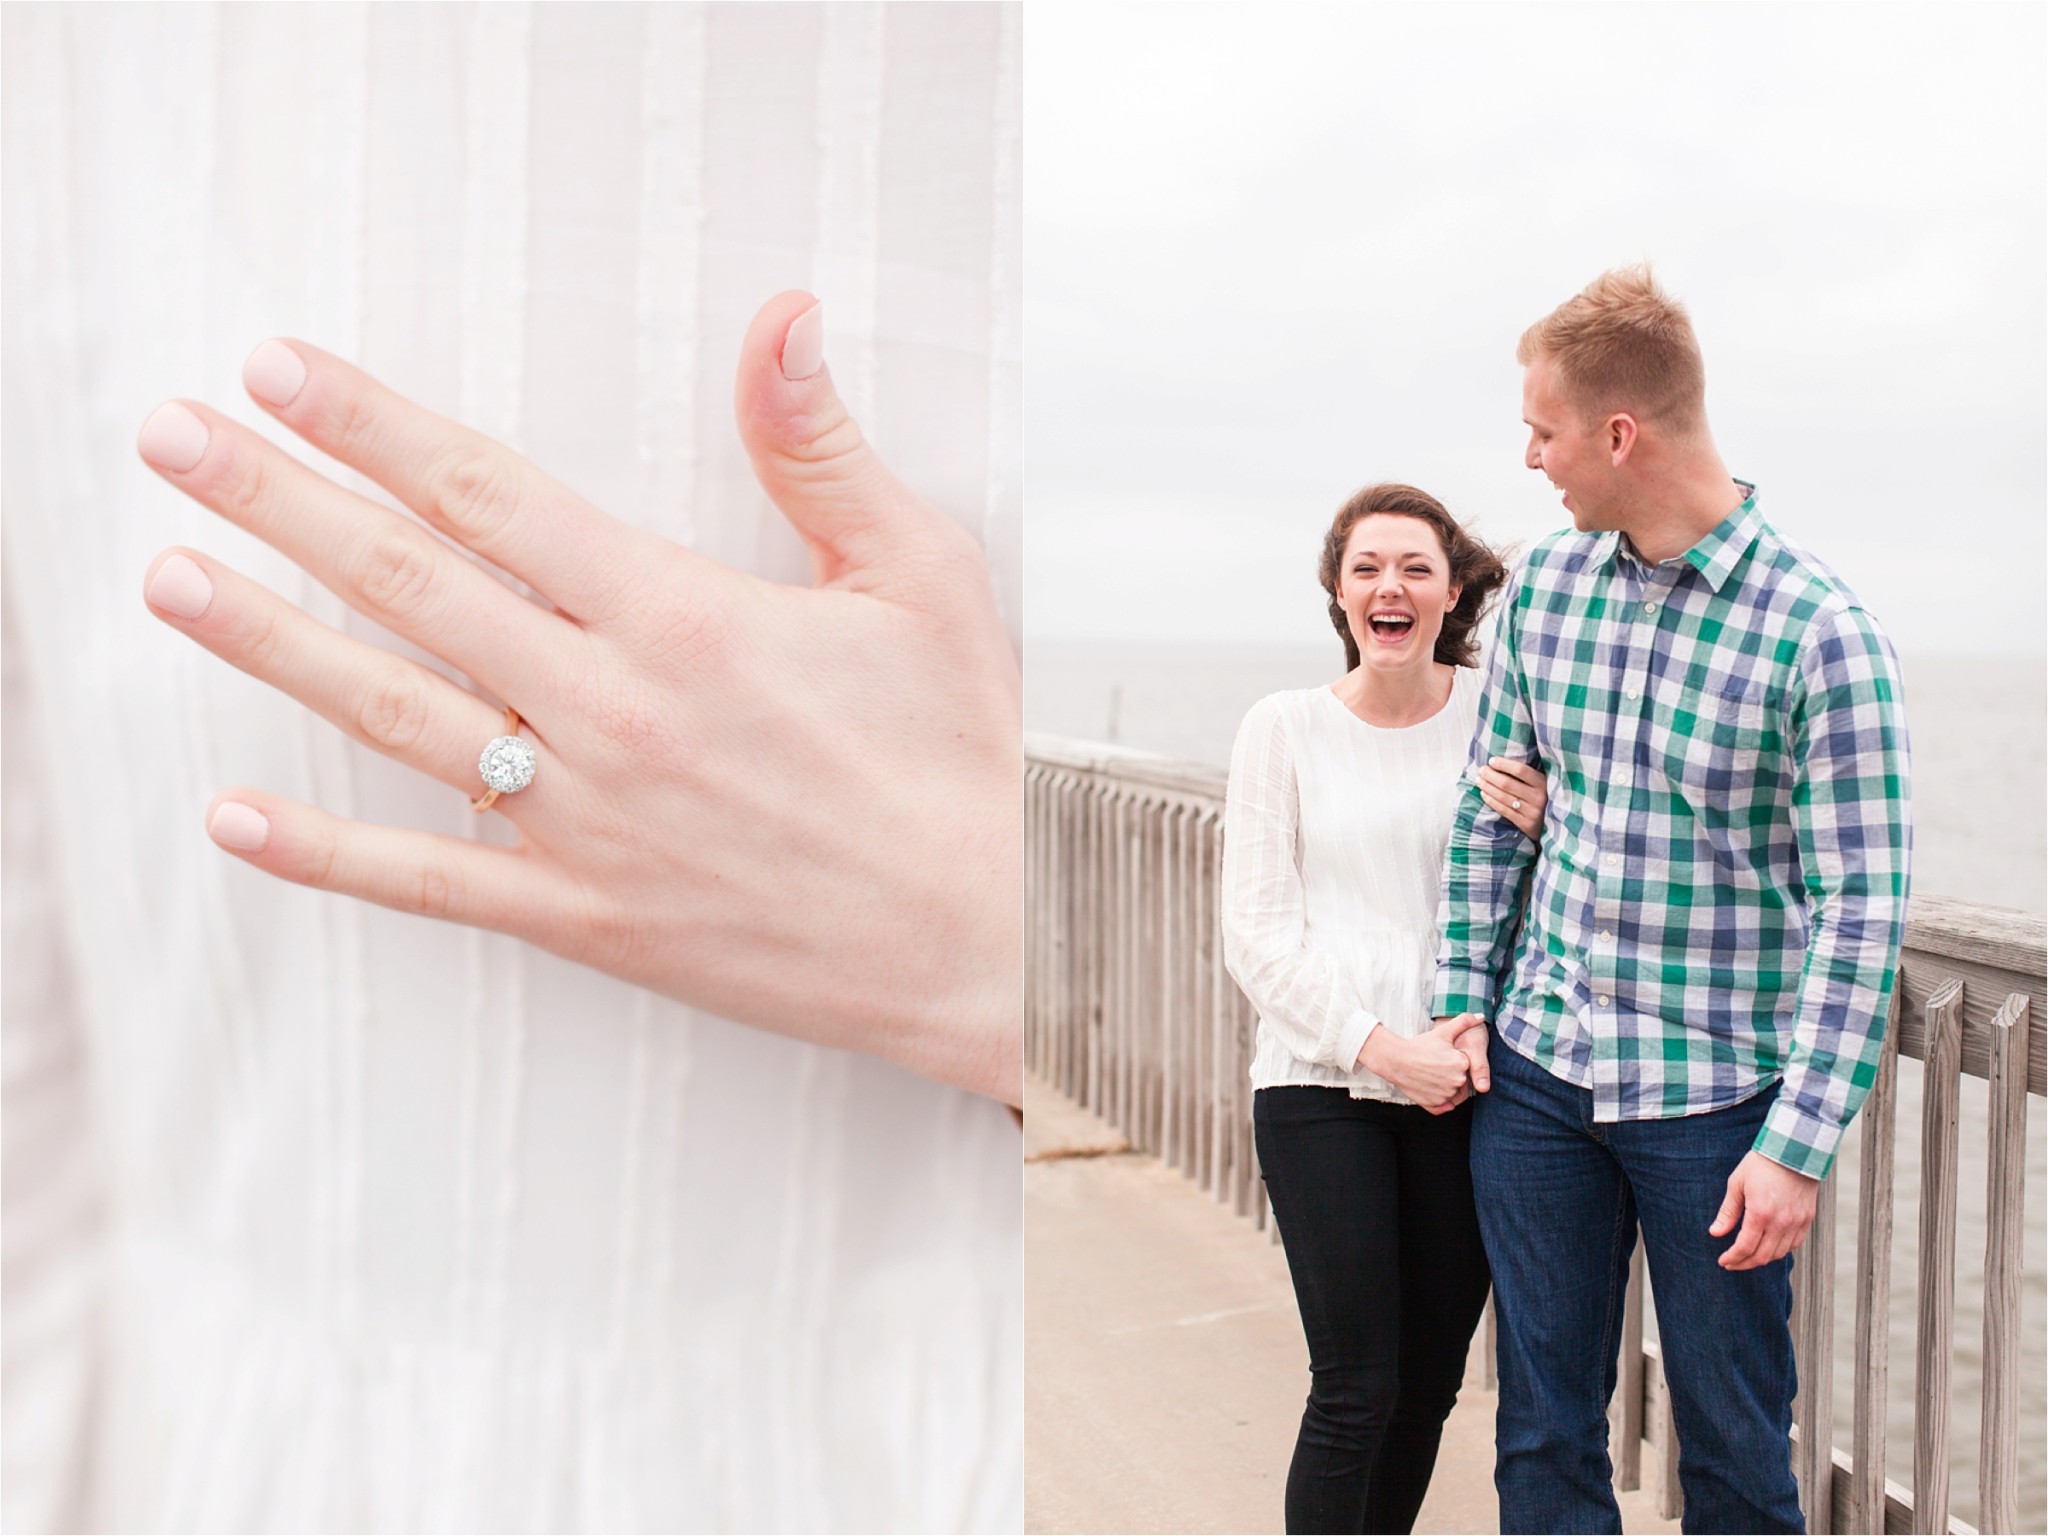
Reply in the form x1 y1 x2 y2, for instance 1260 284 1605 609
1685 483 1762 592
1605 481 1761 593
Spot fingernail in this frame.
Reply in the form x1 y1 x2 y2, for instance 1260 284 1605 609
243 339 308 407
781 300 824 381
146 554 214 620
208 801 270 853
138 402 210 473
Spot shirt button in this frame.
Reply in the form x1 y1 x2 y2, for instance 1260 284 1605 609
1598 995 1612 1007
1643 601 1658 614
1599 930 1613 942
1605 854 1620 867
1625 689 1639 701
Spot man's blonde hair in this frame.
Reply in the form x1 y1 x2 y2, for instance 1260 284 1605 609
1517 264 1707 435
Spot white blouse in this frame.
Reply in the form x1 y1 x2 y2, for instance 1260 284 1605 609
1222 667 1482 1101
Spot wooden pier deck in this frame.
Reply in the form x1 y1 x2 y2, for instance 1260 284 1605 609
1024 1073 1677 1534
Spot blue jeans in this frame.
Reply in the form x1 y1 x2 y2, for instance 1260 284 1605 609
1471 1040 1804 1535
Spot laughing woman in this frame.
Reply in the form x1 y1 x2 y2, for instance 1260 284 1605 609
1222 483 1542 1535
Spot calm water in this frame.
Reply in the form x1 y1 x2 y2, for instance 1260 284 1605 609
1027 641 2046 1528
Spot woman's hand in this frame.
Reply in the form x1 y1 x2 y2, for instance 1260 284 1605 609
1478 756 1547 839
1359 1016 1474 1113
137 292 1021 1105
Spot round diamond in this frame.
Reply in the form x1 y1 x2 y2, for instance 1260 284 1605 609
479 734 536 795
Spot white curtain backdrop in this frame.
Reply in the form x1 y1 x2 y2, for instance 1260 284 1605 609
1 5 1022 1531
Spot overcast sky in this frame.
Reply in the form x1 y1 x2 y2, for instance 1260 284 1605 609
1022 3 2046 657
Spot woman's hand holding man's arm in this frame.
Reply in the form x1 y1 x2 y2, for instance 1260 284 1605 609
1479 757 1547 840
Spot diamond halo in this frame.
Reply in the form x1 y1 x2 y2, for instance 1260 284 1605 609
479 734 537 795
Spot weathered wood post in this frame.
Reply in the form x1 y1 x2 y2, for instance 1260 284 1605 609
1794 1172 1839 1533
1978 993 2029 1536
1611 1244 1645 1492
1912 980 1964 1535
1848 991 1903 1536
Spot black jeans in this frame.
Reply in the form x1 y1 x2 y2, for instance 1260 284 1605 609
1254 1086 1493 1535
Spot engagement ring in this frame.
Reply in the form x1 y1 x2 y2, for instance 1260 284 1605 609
472 706 535 813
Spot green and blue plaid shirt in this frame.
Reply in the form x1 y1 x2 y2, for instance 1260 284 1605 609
1431 490 1911 1178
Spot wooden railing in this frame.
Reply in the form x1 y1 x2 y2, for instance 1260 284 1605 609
1025 733 2043 1536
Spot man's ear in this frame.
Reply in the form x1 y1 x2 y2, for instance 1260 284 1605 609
1607 411 1640 467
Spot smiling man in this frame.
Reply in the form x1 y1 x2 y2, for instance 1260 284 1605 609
1430 265 1912 1534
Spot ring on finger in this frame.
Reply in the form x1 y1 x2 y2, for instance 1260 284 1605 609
472 705 537 813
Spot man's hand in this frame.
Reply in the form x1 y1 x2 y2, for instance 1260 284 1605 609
1426 1014 1490 1110
1710 1151 1821 1270
1446 1015 1490 1093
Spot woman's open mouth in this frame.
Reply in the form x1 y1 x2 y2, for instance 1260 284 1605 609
1367 613 1415 645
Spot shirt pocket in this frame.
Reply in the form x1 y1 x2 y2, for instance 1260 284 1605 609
1663 674 1774 800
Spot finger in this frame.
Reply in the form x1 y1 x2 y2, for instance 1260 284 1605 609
203 787 582 945
1489 757 1546 789
1755 1231 1795 1268
137 398 575 698
1488 798 1537 839
144 549 555 809
1709 1175 1744 1238
238 340 683 626
1765 1215 1811 1267
732 291 980 588
1719 1205 1769 1270
1478 780 1530 820
1722 1225 1772 1271
1460 1032 1491 1093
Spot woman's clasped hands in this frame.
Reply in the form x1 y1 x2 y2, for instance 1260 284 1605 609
137 291 1022 1106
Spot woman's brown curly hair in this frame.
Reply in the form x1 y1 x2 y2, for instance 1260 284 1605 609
1317 483 1510 671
